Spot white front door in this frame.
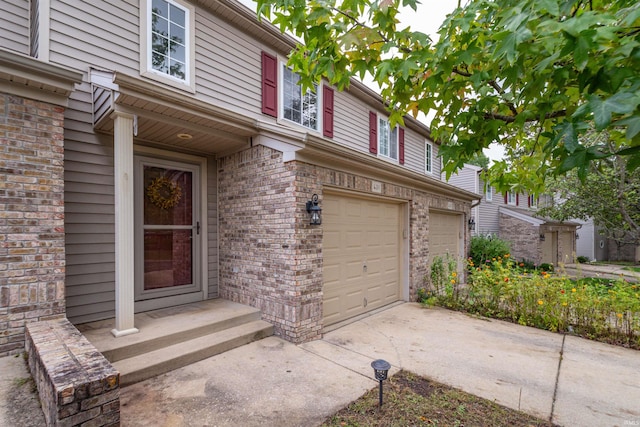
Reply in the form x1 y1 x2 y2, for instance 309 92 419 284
134 156 203 311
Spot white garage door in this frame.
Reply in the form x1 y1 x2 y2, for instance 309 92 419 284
429 212 461 261
323 193 402 326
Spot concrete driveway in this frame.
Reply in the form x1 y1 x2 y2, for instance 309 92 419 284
118 303 640 427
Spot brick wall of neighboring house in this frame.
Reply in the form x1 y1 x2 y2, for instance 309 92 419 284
607 238 638 263
218 145 471 342
499 213 541 265
0 93 67 356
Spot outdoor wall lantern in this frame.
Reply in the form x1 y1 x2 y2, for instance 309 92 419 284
468 218 476 231
540 233 546 241
371 359 391 408
306 194 322 225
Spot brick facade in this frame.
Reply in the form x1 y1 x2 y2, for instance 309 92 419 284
499 213 541 264
218 145 471 342
0 93 67 356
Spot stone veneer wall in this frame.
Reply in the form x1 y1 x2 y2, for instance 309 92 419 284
0 93 66 356
499 213 541 265
218 145 471 342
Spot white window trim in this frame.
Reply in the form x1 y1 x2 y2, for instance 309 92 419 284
507 191 517 205
140 0 196 92
376 113 399 163
529 195 537 208
277 60 322 134
424 141 433 174
486 186 492 201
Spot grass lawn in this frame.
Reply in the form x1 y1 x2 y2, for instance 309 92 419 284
322 370 555 427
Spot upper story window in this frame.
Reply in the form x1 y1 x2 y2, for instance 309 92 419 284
378 117 398 160
425 141 433 173
141 0 195 91
281 65 319 131
507 191 517 205
368 112 405 164
486 186 493 201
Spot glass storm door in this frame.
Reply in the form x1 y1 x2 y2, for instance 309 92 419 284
135 157 201 305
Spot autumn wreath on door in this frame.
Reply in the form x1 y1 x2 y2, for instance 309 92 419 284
146 176 182 210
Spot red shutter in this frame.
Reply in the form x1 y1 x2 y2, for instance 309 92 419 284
399 127 405 164
323 86 334 138
516 193 519 206
261 52 277 117
504 193 508 204
369 111 377 154
527 195 531 207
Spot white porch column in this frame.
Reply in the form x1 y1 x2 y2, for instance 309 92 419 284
111 112 139 337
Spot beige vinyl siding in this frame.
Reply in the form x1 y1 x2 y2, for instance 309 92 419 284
64 88 117 324
445 166 478 194
331 89 369 153
1 0 30 55
478 178 500 235
207 156 219 298
49 0 139 73
404 131 441 177
195 12 263 118
331 90 439 178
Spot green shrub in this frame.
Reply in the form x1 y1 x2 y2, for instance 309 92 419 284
577 256 590 264
539 263 554 272
423 257 640 349
469 235 511 269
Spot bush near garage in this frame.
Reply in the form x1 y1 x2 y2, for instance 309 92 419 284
420 256 640 349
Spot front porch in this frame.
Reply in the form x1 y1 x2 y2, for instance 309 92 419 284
77 299 273 386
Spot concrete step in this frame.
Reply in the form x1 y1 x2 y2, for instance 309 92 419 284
79 299 264 362
113 319 274 386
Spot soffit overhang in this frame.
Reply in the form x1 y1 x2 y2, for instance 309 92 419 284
92 71 258 155
0 48 82 106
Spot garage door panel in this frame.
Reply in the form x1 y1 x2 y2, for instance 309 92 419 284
323 193 402 326
430 212 461 261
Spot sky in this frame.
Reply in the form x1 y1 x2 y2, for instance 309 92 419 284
237 0 505 161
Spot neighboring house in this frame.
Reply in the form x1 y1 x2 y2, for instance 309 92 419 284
575 219 640 263
0 0 479 356
445 164 577 266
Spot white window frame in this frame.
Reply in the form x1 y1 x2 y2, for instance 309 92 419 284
279 61 321 133
507 191 517 205
377 114 399 162
425 141 433 174
529 195 538 208
140 0 195 92
486 186 493 201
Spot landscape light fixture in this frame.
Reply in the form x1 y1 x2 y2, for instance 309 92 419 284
371 359 391 408
306 194 322 225
540 233 546 241
468 217 476 231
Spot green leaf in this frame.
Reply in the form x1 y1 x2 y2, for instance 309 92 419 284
574 35 590 71
588 93 639 130
616 116 640 140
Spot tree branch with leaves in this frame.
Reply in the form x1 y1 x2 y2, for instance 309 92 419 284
257 0 640 192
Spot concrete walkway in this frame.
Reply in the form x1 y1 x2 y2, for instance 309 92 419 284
3 303 640 426
562 263 640 282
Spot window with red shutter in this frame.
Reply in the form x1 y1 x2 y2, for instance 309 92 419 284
369 111 377 154
261 52 277 117
399 127 405 165
323 86 334 138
